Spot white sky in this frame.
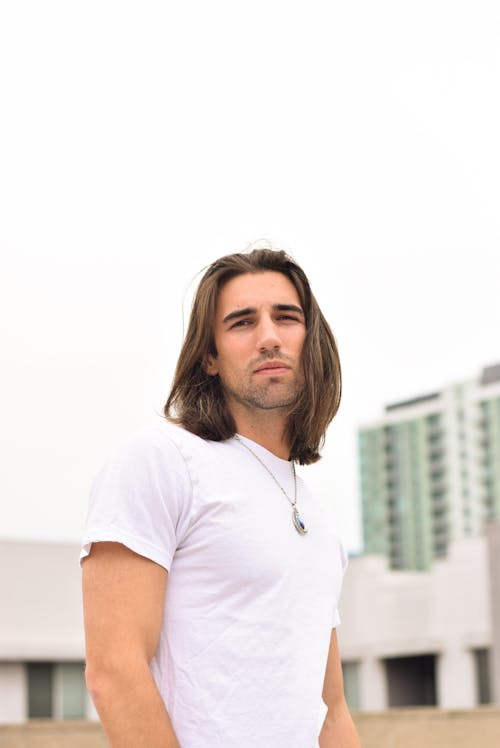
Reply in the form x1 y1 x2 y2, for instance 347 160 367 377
1 1 499 553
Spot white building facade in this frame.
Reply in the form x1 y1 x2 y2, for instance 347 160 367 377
1 529 499 722
337 531 498 710
0 541 97 723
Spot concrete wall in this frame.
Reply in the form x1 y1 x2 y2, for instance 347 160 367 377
354 707 500 748
1 710 499 748
0 721 107 748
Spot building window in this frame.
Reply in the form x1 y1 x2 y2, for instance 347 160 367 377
473 649 492 705
341 661 361 711
58 663 87 719
27 663 53 718
26 662 86 719
384 654 437 707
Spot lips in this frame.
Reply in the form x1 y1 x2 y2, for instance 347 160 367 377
254 361 291 374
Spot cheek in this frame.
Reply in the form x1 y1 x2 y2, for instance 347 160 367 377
290 331 306 356
214 349 242 378
221 338 251 362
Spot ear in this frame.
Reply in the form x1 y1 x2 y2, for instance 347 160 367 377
203 353 218 376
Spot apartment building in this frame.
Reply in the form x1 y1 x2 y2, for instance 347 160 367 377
358 362 500 571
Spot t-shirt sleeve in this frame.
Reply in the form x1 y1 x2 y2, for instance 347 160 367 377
331 539 349 628
79 427 193 572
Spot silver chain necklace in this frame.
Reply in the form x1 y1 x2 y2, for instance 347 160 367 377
234 434 308 535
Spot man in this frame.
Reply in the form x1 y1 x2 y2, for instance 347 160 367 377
81 248 360 747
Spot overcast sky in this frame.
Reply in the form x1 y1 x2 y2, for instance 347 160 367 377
1 1 499 553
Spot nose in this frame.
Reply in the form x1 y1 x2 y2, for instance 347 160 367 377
256 315 281 353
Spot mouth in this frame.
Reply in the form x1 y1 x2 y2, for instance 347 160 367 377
253 361 291 375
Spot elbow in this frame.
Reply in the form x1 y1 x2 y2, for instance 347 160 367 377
323 694 351 724
85 659 128 704
85 662 112 704
85 656 151 703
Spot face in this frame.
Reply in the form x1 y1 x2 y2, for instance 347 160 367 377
205 271 307 413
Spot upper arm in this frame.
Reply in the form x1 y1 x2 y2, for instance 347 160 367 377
322 629 346 712
82 541 167 680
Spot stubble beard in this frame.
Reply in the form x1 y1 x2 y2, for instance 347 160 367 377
222 373 304 412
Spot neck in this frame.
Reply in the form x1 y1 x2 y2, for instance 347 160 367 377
230 403 290 460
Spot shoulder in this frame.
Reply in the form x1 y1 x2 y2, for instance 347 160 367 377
83 421 202 571
88 420 209 518
154 419 211 451
99 421 240 496
98 420 222 485
106 419 208 462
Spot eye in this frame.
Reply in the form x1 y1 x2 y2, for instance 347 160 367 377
230 318 253 329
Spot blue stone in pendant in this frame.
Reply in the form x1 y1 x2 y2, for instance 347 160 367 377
293 508 308 535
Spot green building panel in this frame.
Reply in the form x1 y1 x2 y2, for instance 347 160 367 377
360 412 444 571
359 369 500 571
481 397 500 519
359 429 388 556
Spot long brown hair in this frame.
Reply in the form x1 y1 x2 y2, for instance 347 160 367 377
164 248 341 464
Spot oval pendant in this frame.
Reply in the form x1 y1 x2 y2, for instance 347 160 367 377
292 508 308 535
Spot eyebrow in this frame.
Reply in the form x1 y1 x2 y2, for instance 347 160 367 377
222 304 305 324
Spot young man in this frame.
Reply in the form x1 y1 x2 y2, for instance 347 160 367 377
81 248 360 747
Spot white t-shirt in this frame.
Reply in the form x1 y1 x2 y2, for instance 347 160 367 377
80 421 348 748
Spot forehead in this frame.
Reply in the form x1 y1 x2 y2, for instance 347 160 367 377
216 271 301 316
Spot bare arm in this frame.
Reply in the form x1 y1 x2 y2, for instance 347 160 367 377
82 542 180 747
319 629 361 748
